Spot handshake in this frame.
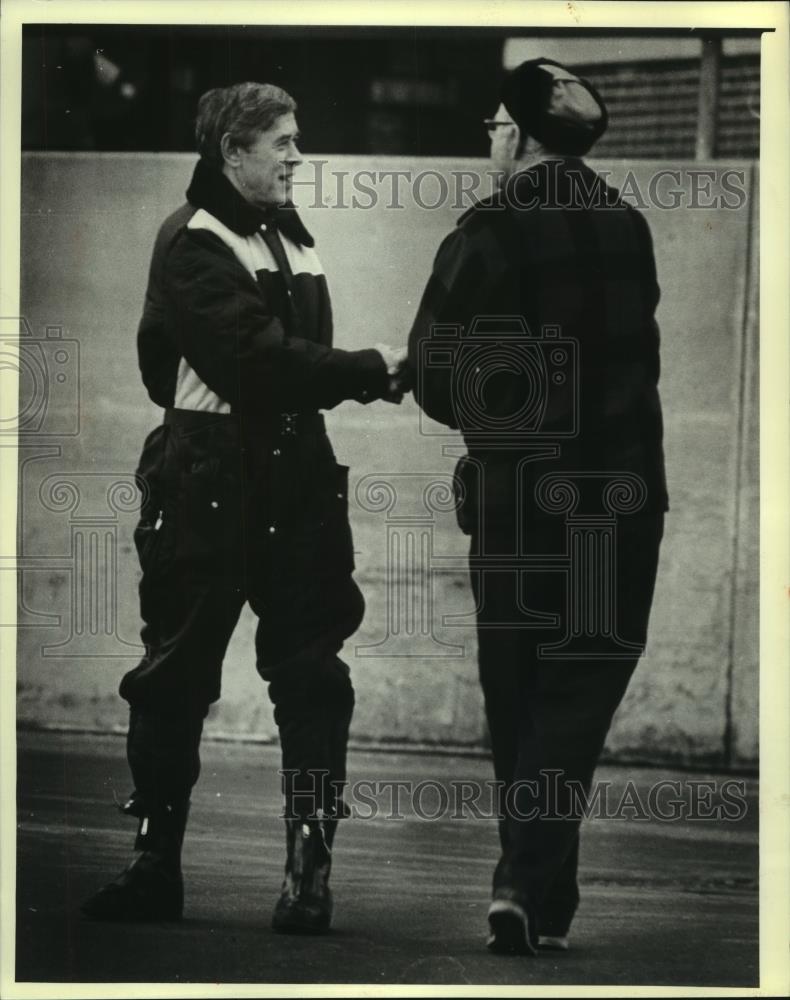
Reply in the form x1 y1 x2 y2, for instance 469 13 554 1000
375 344 413 405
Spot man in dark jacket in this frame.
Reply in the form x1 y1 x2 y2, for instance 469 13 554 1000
408 59 668 955
82 82 408 932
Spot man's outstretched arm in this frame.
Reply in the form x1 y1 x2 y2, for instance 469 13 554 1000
165 227 392 413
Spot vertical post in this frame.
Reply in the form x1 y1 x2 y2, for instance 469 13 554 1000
723 164 758 769
696 36 723 160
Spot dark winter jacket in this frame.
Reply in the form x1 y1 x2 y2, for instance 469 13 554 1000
137 157 389 415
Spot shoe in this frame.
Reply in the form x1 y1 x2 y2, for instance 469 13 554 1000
80 851 183 921
487 897 538 956
538 934 569 951
272 815 335 934
81 800 189 922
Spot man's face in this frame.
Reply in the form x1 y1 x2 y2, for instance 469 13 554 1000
234 112 302 209
486 102 520 178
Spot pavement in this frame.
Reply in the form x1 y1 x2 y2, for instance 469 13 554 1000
14 730 758 991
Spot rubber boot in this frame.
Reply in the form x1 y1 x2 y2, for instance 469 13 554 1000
81 797 189 921
271 813 336 934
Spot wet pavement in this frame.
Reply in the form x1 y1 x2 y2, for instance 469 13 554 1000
14 730 758 990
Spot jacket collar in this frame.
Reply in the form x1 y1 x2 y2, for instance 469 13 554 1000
186 157 315 247
457 156 587 226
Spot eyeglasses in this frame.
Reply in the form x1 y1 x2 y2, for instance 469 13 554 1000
483 118 515 134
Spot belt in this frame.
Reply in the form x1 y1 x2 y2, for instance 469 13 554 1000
164 407 325 438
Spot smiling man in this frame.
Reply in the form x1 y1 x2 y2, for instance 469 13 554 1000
82 82 408 932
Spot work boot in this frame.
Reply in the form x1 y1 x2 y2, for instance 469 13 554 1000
81 797 189 921
272 813 336 934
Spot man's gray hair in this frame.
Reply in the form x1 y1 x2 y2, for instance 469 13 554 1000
195 82 297 164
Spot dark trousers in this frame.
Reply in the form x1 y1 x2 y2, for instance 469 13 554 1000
470 501 663 935
119 409 364 822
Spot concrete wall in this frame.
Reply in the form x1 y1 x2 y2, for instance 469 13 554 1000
12 153 758 768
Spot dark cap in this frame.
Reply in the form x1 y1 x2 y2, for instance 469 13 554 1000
500 58 608 156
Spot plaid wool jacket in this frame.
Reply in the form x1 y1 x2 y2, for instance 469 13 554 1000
407 156 669 513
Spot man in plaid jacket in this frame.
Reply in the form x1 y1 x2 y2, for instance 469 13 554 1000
408 58 668 955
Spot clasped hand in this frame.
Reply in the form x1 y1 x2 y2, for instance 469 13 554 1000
375 344 412 404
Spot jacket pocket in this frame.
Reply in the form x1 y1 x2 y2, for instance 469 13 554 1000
167 420 244 572
135 423 169 522
453 455 480 536
134 514 167 574
176 457 243 570
321 462 355 575
134 424 172 576
276 461 356 579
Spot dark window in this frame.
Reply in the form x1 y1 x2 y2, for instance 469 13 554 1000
578 55 759 159
21 26 759 159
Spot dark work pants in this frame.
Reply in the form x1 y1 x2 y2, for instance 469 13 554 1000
119 409 364 823
471 502 664 936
